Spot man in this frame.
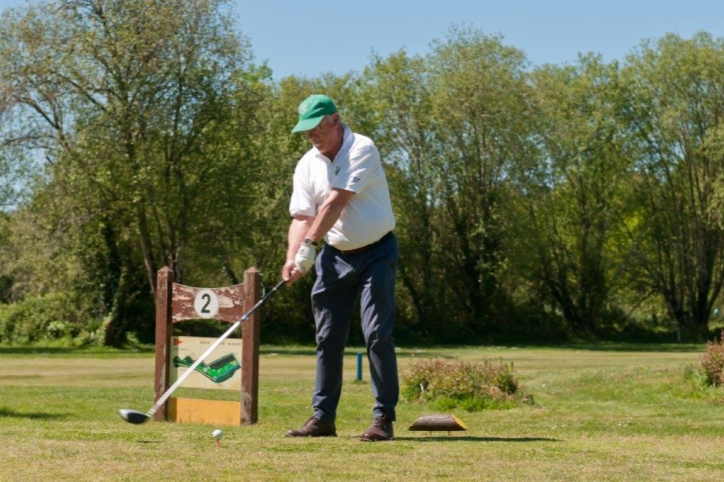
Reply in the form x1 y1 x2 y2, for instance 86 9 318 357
281 94 399 442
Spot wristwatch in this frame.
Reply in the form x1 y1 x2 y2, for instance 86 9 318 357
302 238 318 247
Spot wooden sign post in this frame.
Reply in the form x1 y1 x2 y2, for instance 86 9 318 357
153 266 262 426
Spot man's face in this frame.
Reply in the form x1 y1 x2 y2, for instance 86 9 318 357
306 114 338 153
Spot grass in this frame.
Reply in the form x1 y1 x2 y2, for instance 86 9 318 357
0 343 723 481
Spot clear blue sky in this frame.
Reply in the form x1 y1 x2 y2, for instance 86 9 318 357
2 0 723 79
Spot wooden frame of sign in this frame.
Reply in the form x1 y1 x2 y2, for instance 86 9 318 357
153 266 262 426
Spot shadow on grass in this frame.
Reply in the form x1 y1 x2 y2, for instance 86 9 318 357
261 348 317 357
261 343 705 358
555 343 703 353
261 347 459 358
0 347 80 355
394 435 560 443
400 343 705 354
1 342 704 358
0 346 153 356
0 406 68 420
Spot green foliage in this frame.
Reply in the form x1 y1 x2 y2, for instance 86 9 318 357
517 56 633 334
619 32 724 335
0 292 104 346
401 358 532 411
2 2 724 346
362 27 537 338
698 331 724 387
0 0 270 345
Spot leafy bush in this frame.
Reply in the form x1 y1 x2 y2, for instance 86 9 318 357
401 358 533 411
0 293 104 346
699 331 724 387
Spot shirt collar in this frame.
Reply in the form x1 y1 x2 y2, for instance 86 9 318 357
313 123 353 160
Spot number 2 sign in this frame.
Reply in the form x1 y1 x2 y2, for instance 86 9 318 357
194 289 219 319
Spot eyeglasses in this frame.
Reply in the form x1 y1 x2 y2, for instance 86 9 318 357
307 115 330 136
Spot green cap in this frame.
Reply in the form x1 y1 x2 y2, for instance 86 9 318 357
292 94 338 133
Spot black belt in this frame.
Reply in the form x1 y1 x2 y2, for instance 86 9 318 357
335 232 393 256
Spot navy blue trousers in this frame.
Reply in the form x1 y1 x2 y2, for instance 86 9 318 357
310 233 399 423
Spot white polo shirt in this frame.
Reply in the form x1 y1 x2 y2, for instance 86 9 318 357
289 125 396 251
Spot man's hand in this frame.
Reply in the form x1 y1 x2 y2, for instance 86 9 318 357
282 260 305 285
295 242 316 272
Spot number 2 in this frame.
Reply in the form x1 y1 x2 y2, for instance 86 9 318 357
200 293 211 314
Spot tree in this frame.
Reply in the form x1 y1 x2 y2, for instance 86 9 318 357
0 0 265 344
516 55 634 334
362 50 448 339
620 32 724 338
361 26 537 339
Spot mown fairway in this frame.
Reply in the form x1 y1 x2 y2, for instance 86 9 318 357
0 344 722 481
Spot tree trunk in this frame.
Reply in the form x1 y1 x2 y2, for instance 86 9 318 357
103 266 130 347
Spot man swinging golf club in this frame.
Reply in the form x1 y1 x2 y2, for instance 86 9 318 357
282 94 399 442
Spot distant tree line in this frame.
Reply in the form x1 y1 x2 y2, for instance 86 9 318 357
1 0 724 346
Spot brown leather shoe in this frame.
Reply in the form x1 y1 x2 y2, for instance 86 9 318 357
285 416 337 437
360 416 394 441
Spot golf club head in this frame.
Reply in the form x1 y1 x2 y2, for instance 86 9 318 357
119 408 150 425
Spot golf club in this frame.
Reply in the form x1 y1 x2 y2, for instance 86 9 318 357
119 279 286 424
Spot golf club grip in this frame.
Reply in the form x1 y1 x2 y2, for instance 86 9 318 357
148 280 286 417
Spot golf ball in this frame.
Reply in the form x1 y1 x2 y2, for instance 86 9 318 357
212 429 223 439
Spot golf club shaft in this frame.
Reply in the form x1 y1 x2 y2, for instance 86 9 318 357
147 279 285 418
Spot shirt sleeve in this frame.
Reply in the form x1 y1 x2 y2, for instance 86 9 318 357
332 144 379 194
289 163 316 217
